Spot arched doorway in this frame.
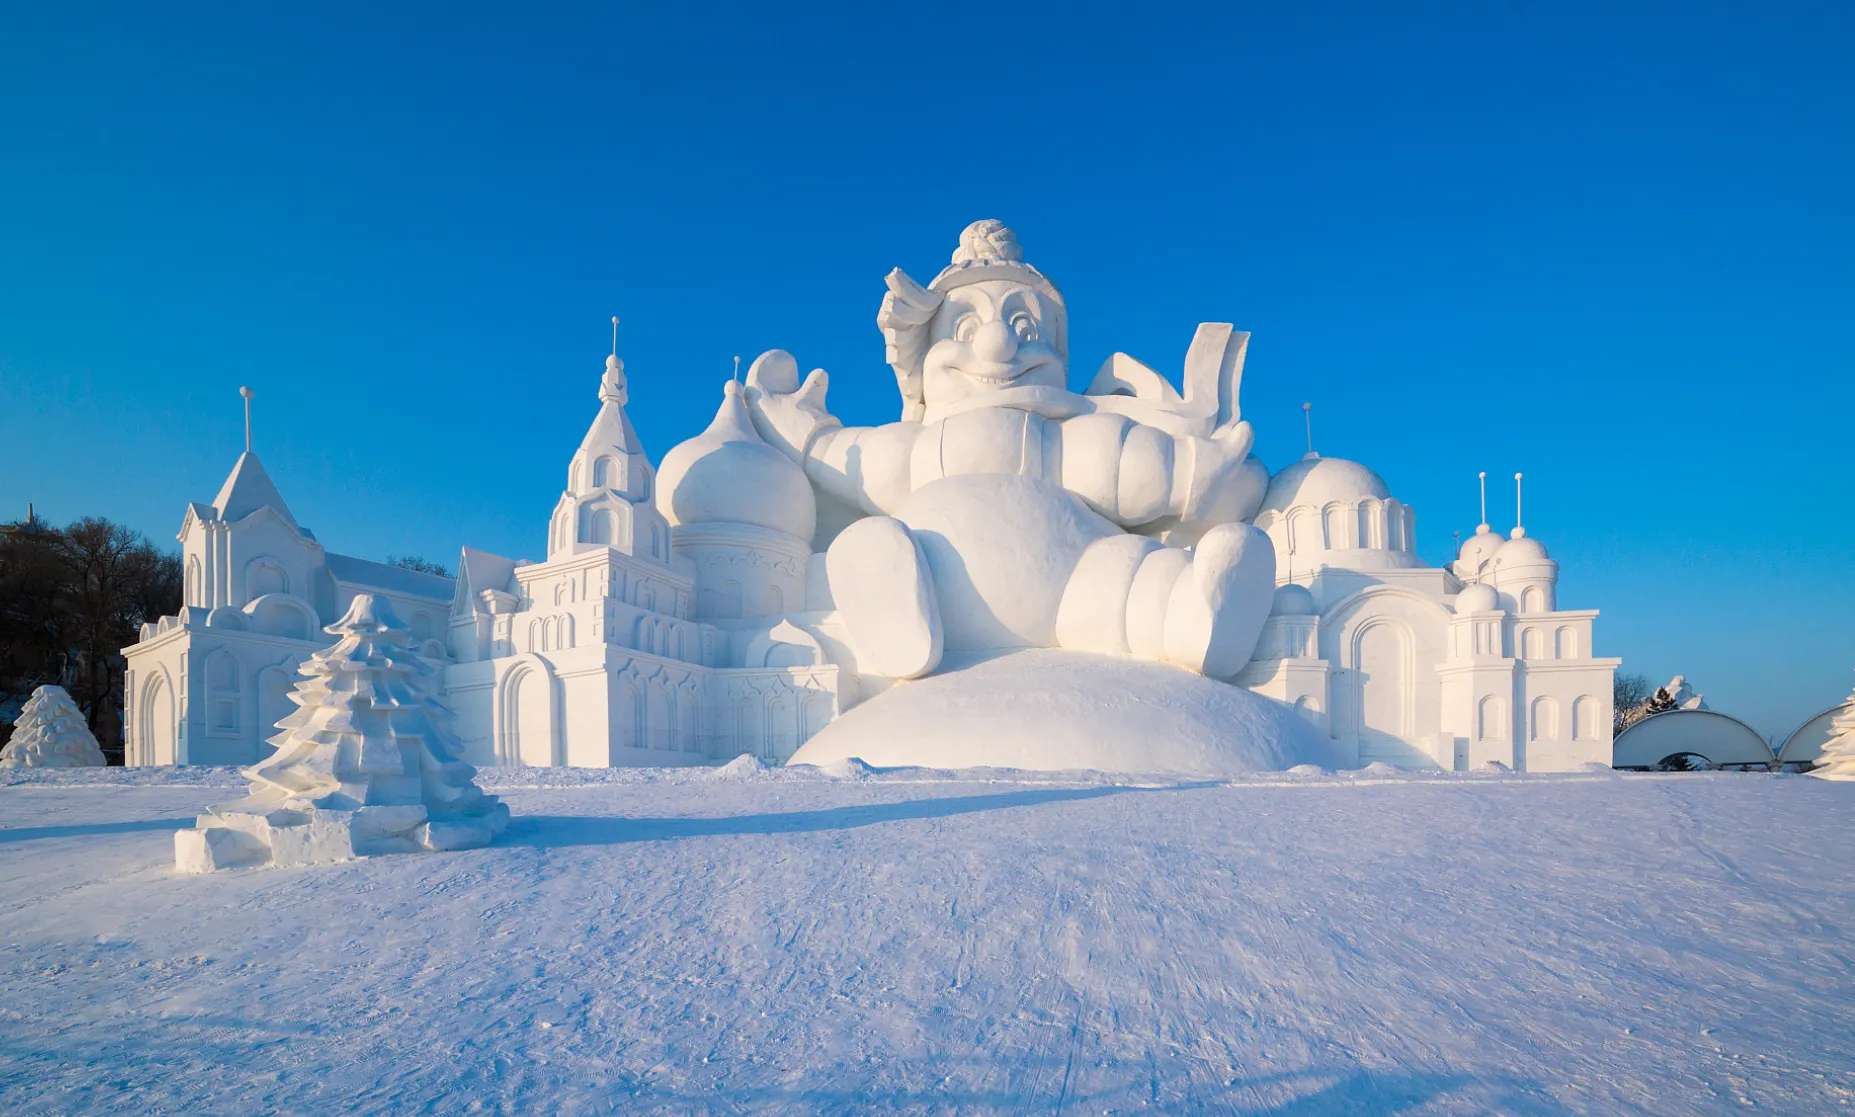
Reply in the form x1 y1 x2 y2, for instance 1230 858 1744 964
1355 621 1416 765
141 674 175 766
507 668 554 767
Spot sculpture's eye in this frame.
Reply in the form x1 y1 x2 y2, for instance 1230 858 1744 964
1010 312 1038 342
954 314 979 343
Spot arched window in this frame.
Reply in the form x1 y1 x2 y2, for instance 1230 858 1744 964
1530 696 1559 741
768 697 793 760
1320 504 1342 549
679 692 699 752
185 556 202 607
593 456 614 488
763 585 784 617
248 560 288 598
1477 695 1506 740
1521 628 1545 659
1555 626 1577 659
735 696 761 758
1287 508 1316 555
648 522 663 559
1521 586 1545 614
1572 696 1599 740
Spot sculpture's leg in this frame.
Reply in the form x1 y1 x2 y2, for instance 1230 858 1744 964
824 516 943 679
1162 523 1276 679
1056 534 1161 655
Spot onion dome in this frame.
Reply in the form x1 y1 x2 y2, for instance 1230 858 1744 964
1455 582 1503 614
1259 453 1391 515
1270 583 1317 617
657 381 816 541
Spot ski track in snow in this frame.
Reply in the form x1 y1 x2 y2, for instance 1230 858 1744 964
1 768 1852 1115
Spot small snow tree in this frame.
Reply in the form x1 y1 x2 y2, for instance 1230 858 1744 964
1810 679 1855 782
0 685 106 768
177 594 508 871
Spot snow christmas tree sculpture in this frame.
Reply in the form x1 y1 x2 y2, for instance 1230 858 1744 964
0 686 105 768
1809 676 1855 782
176 594 510 872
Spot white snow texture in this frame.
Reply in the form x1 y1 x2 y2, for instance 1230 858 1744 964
0 686 104 769
791 647 1336 774
2 765 1852 1114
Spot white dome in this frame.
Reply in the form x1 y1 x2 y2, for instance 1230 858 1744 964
657 382 816 540
1259 453 1391 515
1456 582 1502 614
1493 531 1552 567
1454 525 1503 580
1270 583 1316 617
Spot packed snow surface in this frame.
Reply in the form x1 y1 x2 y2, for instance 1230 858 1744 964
791 648 1335 774
2 764 1853 1115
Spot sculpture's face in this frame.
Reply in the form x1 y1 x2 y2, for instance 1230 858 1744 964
921 280 1065 408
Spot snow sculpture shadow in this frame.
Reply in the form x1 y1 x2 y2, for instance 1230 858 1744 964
506 783 1215 850
0 817 193 844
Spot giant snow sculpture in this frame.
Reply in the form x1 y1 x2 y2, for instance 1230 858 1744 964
175 594 508 872
0 686 106 768
125 220 1621 775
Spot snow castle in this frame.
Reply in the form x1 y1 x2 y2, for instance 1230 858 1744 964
122 221 1619 775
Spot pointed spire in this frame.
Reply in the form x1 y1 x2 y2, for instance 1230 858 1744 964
1512 472 1526 539
1302 402 1317 460
211 452 298 529
1476 471 1490 535
240 386 255 453
600 318 627 405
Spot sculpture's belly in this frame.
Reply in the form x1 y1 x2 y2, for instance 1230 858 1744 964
897 474 1119 652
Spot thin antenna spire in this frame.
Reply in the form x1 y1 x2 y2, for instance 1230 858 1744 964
1302 402 1314 456
239 386 255 454
610 316 619 358
732 355 741 384
1514 472 1525 537
1477 471 1487 529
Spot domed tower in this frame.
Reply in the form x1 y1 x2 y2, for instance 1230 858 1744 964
1489 473 1558 613
1254 452 1420 583
657 369 817 625
547 349 672 565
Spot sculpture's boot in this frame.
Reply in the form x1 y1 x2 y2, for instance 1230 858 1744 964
1162 523 1276 679
825 516 943 679
1056 534 1161 655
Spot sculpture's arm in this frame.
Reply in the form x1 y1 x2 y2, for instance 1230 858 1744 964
743 349 919 516
1055 414 1260 533
803 423 920 516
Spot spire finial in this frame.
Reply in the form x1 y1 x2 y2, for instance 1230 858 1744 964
1513 472 1526 538
1302 402 1314 457
733 355 741 384
239 386 254 454
1477 471 1488 532
610 316 619 358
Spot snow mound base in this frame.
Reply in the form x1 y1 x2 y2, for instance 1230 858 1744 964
709 754 770 780
790 648 1333 776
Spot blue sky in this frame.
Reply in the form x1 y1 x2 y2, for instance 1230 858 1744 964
2 2 1850 739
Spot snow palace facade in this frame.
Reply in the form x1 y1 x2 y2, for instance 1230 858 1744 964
123 221 1618 773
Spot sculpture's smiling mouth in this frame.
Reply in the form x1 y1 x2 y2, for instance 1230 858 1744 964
952 355 1058 386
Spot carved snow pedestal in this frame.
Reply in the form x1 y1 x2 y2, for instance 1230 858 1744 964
1810 677 1855 782
0 686 106 768
176 594 509 872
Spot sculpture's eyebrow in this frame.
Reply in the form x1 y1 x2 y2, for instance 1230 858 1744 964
946 286 995 316
998 287 1040 316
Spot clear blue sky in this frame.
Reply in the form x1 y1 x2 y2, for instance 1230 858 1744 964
2 2 1850 739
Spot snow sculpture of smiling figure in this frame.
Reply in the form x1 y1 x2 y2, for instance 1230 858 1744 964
743 220 1274 681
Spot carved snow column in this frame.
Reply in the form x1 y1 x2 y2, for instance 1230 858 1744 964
1439 583 1518 771
656 381 818 648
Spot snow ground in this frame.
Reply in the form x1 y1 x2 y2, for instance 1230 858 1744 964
1 764 1852 1115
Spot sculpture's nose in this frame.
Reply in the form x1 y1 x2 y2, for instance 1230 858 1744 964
971 319 1019 363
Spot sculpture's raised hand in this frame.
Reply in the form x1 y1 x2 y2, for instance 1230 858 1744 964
744 349 840 462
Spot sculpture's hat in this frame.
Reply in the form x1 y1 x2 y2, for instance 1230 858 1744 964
930 220 1065 309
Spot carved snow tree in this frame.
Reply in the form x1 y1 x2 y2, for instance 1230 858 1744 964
1811 680 1855 782
176 594 508 871
0 685 106 768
